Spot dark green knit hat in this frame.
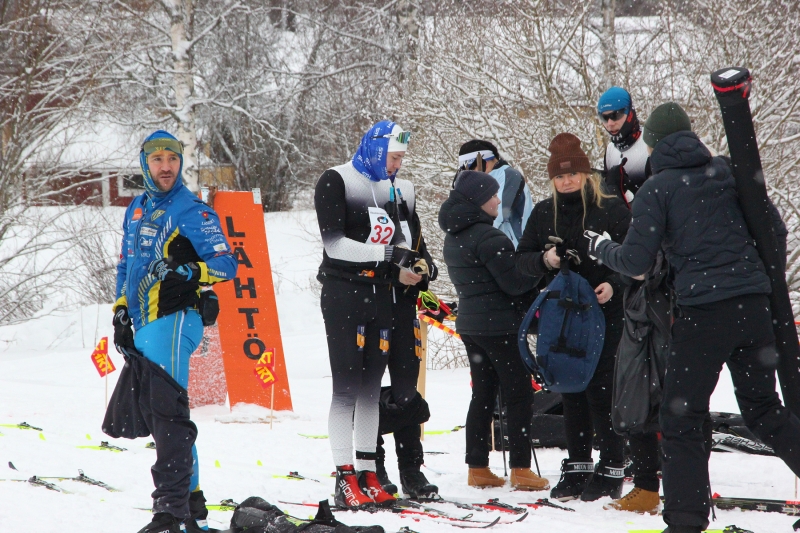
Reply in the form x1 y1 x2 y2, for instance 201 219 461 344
643 102 692 148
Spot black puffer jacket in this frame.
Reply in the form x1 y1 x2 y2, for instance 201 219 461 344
439 190 538 336
596 131 782 305
516 186 632 321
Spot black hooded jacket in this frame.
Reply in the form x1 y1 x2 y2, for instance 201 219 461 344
596 131 784 305
438 190 538 336
516 186 632 321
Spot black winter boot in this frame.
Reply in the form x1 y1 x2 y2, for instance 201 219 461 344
185 490 210 532
661 526 703 533
376 461 398 495
400 469 439 500
549 459 594 501
580 461 625 501
136 512 183 533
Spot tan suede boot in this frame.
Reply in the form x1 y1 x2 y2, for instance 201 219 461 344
603 487 661 514
467 467 505 488
510 468 550 491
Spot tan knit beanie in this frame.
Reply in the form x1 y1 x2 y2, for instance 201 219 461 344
546 133 591 179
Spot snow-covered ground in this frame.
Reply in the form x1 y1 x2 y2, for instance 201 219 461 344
0 210 797 532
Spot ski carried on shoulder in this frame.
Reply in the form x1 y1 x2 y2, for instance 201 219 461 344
40 470 119 492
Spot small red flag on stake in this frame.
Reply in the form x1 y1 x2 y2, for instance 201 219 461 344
254 364 278 388
90 337 115 377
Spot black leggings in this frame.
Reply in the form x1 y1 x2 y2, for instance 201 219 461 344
321 277 392 468
378 291 425 471
462 334 534 469
561 324 624 465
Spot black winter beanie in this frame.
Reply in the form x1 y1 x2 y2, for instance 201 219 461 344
454 170 500 207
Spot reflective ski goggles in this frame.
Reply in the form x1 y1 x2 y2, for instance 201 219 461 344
598 109 627 122
142 138 184 156
419 290 441 311
373 130 412 144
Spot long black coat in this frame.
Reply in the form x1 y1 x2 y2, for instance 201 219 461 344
516 187 632 322
595 131 785 306
439 190 538 336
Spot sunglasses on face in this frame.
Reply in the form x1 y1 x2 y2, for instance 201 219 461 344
373 131 412 144
599 109 627 122
142 138 184 155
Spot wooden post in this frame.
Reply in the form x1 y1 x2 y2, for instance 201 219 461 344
417 317 428 440
270 384 275 430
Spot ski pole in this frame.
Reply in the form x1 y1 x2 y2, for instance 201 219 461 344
497 389 508 477
531 443 541 478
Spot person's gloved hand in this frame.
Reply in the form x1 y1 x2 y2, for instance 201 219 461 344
148 258 200 282
385 245 420 269
112 306 135 355
412 258 429 276
584 230 611 260
604 158 629 201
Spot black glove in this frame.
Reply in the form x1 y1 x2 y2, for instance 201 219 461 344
198 290 220 327
112 306 136 355
148 258 200 282
386 246 420 269
584 230 611 260
603 157 629 200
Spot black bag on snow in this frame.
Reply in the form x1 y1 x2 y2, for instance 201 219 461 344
611 255 672 435
230 497 384 533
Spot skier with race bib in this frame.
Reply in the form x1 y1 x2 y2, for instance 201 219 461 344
108 130 237 533
314 121 421 508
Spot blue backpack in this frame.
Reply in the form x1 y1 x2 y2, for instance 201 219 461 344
518 261 606 393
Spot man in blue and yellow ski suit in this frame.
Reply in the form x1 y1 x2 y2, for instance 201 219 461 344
113 130 237 533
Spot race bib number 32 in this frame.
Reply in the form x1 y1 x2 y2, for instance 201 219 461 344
368 207 395 245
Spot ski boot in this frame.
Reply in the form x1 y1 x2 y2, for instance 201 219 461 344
358 470 397 506
376 461 398 495
185 489 210 532
136 512 183 533
510 468 550 491
549 459 593 501
400 469 439 499
603 487 660 514
467 467 505 488
334 465 374 509
580 461 625 502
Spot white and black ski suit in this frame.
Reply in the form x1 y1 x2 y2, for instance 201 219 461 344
315 161 408 470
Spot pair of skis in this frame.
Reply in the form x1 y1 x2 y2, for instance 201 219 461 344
5 462 118 492
277 499 520 528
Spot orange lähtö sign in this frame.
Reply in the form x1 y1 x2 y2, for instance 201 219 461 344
212 191 292 410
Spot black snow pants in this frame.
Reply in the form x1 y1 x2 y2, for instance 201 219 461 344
661 293 800 530
377 290 430 472
561 322 625 466
462 333 534 469
320 276 392 469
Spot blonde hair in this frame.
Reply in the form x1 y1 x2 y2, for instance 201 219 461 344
550 172 612 235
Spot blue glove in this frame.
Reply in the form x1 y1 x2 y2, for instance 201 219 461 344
148 258 200 282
